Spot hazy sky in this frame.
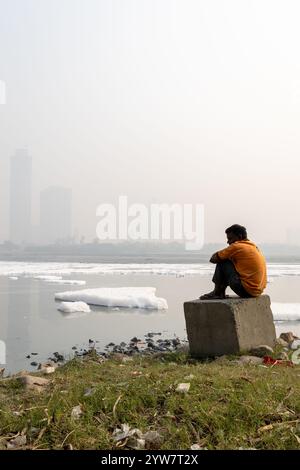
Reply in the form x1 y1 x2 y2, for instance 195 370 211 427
1 0 300 244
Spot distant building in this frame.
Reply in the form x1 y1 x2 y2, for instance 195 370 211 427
40 186 72 245
9 149 32 244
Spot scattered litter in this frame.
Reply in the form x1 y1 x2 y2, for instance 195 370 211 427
112 424 163 450
290 340 300 350
276 338 289 348
263 356 293 367
71 405 83 419
126 437 145 450
291 348 300 365
113 424 132 442
176 383 190 394
276 352 289 361
190 444 202 450
280 332 297 344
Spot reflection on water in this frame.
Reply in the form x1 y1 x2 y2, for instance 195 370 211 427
0 272 299 374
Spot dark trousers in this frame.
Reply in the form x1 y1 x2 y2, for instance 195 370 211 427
212 260 252 298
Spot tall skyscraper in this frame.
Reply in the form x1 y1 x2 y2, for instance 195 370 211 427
10 149 32 244
40 186 72 245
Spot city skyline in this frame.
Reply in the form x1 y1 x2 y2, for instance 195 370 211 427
1 1 300 245
9 149 73 246
6 146 300 247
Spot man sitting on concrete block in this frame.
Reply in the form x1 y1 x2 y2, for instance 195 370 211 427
200 224 267 300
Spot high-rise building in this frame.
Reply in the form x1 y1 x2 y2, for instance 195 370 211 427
40 186 72 245
9 149 32 244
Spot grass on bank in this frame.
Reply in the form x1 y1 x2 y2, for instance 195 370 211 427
0 351 299 450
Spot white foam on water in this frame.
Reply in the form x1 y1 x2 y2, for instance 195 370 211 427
272 302 300 321
33 275 63 281
0 261 300 285
1 260 300 279
55 287 168 310
57 301 91 314
48 279 86 286
8 276 18 280
268 264 300 277
0 261 213 277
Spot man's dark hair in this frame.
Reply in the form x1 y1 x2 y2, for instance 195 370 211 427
225 224 247 240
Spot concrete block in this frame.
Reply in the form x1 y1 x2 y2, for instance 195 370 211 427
184 295 276 357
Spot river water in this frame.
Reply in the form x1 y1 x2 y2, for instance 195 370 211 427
0 261 299 374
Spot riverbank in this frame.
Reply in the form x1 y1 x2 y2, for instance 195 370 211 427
0 344 299 450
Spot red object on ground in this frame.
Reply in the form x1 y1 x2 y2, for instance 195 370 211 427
263 356 294 367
